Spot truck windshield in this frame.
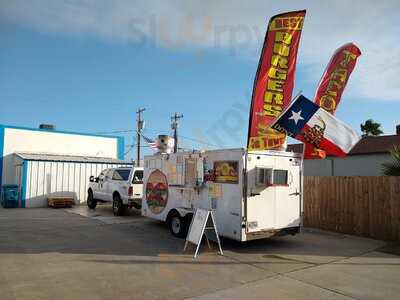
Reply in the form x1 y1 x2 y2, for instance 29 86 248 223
112 169 131 181
132 170 143 184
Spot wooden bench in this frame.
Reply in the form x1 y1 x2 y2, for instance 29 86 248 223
48 197 75 208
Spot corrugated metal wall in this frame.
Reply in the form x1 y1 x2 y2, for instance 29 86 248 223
24 160 130 208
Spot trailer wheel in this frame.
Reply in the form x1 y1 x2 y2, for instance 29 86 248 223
112 194 125 216
87 190 97 209
168 211 187 238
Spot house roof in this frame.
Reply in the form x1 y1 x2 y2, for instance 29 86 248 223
287 134 400 156
15 152 133 164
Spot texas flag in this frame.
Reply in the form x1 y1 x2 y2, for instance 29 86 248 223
271 95 361 157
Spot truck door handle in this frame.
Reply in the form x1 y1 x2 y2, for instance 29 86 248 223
289 192 301 196
250 193 260 197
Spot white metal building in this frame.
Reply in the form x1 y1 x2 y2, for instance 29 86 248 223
0 124 130 207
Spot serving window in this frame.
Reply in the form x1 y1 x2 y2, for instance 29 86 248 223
256 168 288 186
273 169 288 185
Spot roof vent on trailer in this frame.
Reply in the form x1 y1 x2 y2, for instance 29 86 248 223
39 124 56 130
156 135 175 154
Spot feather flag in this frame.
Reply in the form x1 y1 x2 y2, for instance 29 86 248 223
247 10 306 151
305 43 361 158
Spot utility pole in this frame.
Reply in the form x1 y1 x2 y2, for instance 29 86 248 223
136 108 145 166
171 112 183 153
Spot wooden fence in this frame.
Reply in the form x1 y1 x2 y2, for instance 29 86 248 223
303 176 400 241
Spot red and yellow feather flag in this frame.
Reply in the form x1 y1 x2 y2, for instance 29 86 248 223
247 10 306 151
304 43 361 159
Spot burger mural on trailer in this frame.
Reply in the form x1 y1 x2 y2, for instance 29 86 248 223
146 170 168 214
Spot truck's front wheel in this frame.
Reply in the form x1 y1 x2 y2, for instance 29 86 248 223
112 194 125 216
87 190 97 209
168 212 187 238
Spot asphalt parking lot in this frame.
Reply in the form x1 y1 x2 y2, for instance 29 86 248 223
0 205 399 300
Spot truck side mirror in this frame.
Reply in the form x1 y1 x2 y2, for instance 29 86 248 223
89 176 94 182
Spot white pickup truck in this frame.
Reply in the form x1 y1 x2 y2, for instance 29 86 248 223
87 167 144 216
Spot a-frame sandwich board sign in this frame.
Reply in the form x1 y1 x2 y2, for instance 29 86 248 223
184 208 223 258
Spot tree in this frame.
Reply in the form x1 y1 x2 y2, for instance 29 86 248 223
382 146 400 176
360 119 383 137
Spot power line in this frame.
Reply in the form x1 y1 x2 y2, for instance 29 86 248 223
140 128 219 148
94 128 220 148
178 135 220 148
124 144 153 157
125 144 151 148
95 129 135 134
124 146 134 156
94 127 161 136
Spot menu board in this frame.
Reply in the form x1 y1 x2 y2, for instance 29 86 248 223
214 161 239 184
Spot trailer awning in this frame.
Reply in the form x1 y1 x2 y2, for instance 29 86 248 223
14 152 133 165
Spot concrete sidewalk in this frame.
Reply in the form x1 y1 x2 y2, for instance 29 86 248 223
0 206 399 300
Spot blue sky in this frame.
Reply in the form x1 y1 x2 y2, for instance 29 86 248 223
1 1 399 160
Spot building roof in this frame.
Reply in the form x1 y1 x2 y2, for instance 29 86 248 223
0 123 122 140
15 152 133 164
287 134 400 156
349 135 400 155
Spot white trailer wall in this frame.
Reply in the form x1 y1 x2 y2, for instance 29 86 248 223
23 160 130 208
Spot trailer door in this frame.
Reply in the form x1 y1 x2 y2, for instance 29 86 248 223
246 154 301 233
245 155 276 232
274 164 301 229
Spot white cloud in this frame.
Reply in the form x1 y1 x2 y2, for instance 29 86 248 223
1 0 399 101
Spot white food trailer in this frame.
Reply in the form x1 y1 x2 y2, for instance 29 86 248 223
142 148 303 242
